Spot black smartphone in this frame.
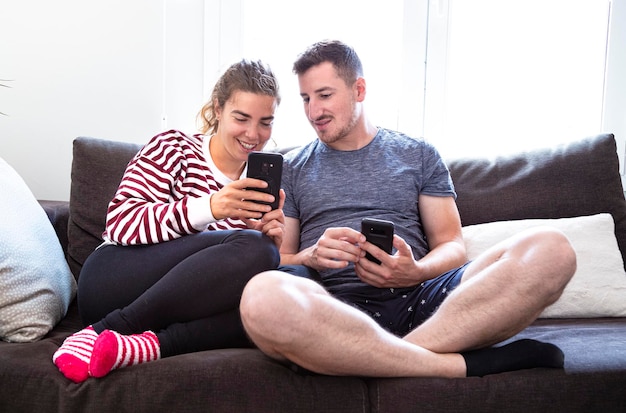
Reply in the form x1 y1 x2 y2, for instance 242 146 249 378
246 152 283 211
361 218 395 264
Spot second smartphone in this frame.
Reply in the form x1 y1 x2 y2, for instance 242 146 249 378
360 218 395 264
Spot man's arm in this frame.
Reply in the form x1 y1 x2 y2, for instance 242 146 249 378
415 194 467 278
280 216 364 271
279 216 303 265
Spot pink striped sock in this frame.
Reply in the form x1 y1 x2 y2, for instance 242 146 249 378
88 329 160 378
52 326 99 383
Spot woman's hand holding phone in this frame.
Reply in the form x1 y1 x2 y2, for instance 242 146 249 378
241 189 286 248
209 178 273 220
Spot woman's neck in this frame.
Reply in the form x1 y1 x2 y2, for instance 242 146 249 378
208 136 246 180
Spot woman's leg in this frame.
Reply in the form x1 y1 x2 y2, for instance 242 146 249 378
85 230 277 335
78 229 278 328
56 229 278 382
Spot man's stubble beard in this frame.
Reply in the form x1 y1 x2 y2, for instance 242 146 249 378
316 103 360 146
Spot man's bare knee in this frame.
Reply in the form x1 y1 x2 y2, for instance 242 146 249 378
240 270 283 331
544 227 577 293
518 226 577 300
240 270 325 354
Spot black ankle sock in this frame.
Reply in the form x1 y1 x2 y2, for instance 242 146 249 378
461 339 564 377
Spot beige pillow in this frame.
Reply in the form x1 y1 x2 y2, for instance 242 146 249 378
0 158 76 342
461 213 626 318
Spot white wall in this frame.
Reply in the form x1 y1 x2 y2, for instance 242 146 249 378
2 0 625 201
605 0 626 176
0 0 205 201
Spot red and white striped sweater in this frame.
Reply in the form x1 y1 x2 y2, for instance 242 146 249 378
103 130 247 246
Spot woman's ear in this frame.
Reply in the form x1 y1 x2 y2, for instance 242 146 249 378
214 98 222 120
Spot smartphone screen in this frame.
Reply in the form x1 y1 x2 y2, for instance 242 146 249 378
245 152 283 211
361 218 394 264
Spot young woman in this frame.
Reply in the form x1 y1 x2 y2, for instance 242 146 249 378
53 59 284 383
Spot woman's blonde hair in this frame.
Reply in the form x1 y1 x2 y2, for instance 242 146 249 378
197 59 281 135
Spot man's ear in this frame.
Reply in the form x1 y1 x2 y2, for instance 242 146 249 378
354 77 366 102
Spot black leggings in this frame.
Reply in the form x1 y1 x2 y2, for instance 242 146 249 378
77 229 279 358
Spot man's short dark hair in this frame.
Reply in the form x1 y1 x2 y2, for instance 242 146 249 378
293 40 364 86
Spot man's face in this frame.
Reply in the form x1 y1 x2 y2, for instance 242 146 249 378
297 62 359 145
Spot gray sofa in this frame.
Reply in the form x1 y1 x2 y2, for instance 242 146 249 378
1 133 626 412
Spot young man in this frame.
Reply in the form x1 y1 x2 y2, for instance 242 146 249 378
240 40 576 378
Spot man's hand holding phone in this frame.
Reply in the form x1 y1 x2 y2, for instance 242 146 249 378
302 227 366 271
356 218 428 288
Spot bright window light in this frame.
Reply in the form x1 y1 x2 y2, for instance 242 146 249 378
239 0 406 148
216 0 613 159
424 0 611 158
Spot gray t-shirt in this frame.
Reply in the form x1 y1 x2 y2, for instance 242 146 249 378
282 128 455 297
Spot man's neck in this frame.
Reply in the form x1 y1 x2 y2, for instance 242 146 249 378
325 121 379 151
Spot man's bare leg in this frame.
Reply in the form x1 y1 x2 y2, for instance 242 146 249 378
406 227 576 353
240 227 575 378
240 271 466 378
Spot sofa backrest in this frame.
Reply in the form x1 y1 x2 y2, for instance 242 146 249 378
67 137 142 277
447 133 626 267
66 133 626 278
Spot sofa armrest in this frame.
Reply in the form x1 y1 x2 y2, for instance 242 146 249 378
39 200 70 258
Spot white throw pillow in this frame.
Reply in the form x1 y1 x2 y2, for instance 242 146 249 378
0 157 76 342
461 213 626 318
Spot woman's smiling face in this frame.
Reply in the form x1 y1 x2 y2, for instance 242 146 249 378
215 90 278 162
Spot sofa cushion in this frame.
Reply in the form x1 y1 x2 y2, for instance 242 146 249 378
0 303 371 413
447 133 626 269
370 316 626 413
0 157 76 342
67 137 142 277
462 213 626 318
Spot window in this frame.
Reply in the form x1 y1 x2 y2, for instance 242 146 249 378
424 0 612 159
202 0 624 162
204 0 413 148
